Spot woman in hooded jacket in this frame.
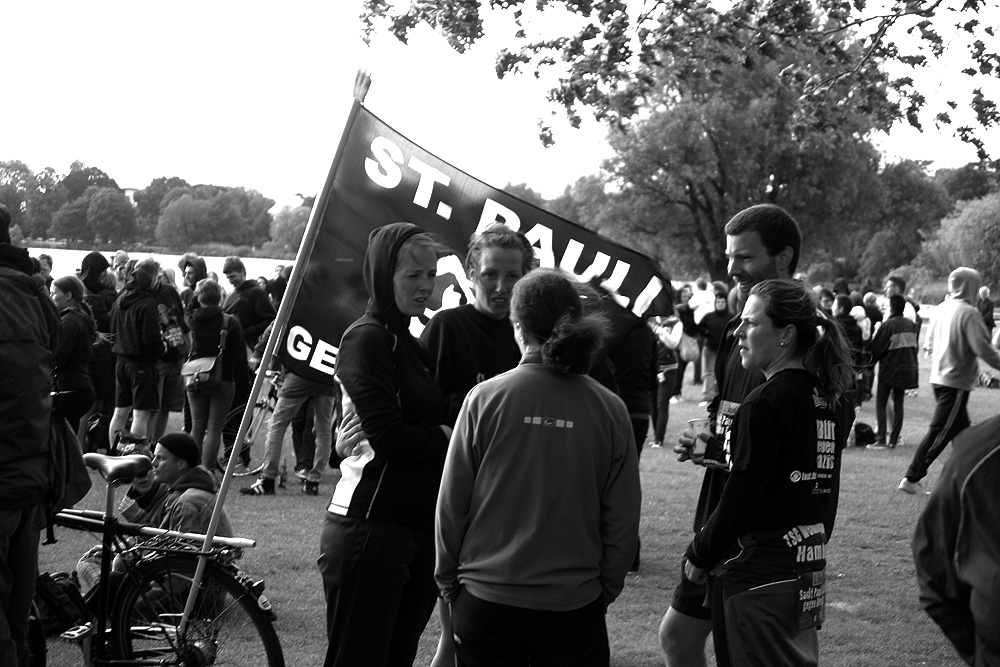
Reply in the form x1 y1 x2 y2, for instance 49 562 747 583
318 222 451 667
51 275 97 432
79 251 118 417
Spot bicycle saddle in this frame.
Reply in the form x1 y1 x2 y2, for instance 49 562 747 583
83 453 153 484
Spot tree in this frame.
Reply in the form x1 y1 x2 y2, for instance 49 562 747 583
0 160 34 233
267 205 311 254
857 160 951 284
363 1 999 158
24 167 67 239
934 162 998 202
156 194 214 247
590 6 887 280
134 176 190 240
61 162 120 202
87 187 137 243
49 197 91 242
914 192 1000 289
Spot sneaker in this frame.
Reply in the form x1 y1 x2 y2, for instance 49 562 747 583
897 478 927 495
302 480 319 496
698 401 709 408
294 467 308 481
240 477 275 496
650 441 663 449
867 442 887 450
669 396 682 404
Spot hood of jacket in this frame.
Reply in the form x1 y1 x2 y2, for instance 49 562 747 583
948 267 980 303
118 270 155 311
177 253 208 286
169 465 218 495
363 222 424 335
0 243 35 275
189 303 224 326
80 251 111 292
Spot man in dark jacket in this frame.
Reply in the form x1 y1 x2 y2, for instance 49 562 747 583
222 256 275 348
868 294 918 449
913 414 1000 667
108 264 164 445
0 203 60 667
221 256 275 467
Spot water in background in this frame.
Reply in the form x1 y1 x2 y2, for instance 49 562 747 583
31 248 290 290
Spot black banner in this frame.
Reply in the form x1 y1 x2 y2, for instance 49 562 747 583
280 106 671 383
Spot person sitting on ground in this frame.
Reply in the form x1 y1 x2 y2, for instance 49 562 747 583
77 432 233 595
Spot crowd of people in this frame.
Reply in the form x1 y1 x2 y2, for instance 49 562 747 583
3 196 998 666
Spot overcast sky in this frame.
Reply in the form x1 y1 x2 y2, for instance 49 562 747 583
4 1 996 212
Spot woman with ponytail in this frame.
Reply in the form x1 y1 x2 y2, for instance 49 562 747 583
682 278 855 667
51 275 97 431
435 267 641 666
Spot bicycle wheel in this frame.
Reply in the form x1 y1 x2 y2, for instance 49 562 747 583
111 554 284 666
225 396 272 476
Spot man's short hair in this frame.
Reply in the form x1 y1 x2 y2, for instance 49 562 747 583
886 275 906 292
889 294 906 316
222 256 245 275
724 204 802 274
834 295 853 314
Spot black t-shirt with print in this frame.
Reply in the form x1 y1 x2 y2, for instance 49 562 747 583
687 369 844 580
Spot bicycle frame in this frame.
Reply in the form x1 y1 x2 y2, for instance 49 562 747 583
64 453 262 665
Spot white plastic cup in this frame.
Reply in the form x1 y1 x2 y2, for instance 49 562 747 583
687 418 711 456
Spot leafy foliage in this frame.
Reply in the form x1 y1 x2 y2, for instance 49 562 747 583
60 162 120 202
153 185 274 248
48 196 91 242
87 187 137 243
362 0 1000 157
571 4 889 280
913 191 1000 289
933 161 998 202
134 176 190 240
264 205 311 256
856 160 951 284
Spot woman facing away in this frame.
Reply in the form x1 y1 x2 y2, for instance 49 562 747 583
419 223 537 666
183 278 246 471
683 279 855 667
435 267 642 667
50 274 97 432
318 223 452 667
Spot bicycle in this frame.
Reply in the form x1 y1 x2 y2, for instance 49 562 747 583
29 452 284 666
225 370 280 477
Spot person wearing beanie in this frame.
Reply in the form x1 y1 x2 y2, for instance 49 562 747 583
76 432 232 595
899 267 1000 495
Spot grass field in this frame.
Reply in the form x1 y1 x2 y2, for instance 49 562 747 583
38 348 991 666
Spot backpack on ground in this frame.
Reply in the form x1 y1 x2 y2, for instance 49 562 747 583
853 422 876 447
34 571 89 634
